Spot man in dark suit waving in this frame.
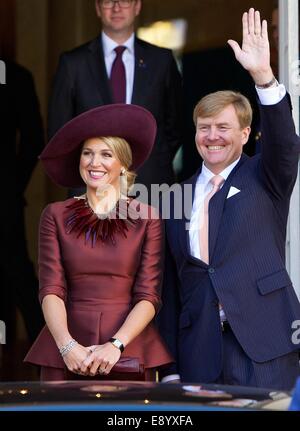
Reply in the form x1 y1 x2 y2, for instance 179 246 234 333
159 8 300 389
48 0 182 190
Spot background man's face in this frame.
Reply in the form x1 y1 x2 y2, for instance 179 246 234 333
95 0 141 35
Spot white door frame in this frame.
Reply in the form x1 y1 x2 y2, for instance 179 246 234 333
279 0 300 299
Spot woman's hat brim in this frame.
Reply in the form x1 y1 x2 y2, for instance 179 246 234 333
40 104 157 188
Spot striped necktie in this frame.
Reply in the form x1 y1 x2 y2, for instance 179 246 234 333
199 175 224 263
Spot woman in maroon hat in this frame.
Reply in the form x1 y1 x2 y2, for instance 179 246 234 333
25 104 173 380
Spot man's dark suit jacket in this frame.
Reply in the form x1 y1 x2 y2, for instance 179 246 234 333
158 94 300 383
1 61 44 199
48 36 183 189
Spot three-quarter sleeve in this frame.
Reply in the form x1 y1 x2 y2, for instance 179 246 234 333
131 216 164 314
38 204 67 304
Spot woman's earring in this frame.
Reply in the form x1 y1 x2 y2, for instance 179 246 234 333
120 169 128 195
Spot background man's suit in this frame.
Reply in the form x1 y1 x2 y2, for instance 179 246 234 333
159 95 300 389
48 36 182 189
0 61 44 344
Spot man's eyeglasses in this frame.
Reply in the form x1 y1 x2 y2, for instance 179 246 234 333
101 0 134 9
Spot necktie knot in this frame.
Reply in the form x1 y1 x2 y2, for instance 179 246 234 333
114 46 126 57
210 175 224 191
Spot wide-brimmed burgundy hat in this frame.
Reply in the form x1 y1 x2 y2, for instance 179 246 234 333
40 104 157 188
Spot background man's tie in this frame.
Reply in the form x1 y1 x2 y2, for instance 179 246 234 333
110 46 126 103
199 175 225 264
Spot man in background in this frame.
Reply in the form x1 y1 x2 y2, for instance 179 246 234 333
48 0 182 191
0 59 45 364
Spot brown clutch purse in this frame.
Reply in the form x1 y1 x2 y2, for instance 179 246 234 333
112 357 144 374
65 357 145 380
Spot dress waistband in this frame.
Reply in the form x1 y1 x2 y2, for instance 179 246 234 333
67 299 132 312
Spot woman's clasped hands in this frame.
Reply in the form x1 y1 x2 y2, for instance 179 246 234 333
82 342 122 376
63 341 121 376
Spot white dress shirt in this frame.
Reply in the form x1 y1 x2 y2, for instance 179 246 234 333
162 83 286 384
102 31 135 104
189 160 240 260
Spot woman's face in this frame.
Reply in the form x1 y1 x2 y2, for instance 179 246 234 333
79 138 123 191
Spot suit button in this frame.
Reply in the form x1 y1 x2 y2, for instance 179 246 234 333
208 268 215 274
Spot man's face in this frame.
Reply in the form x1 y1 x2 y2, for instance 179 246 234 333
195 104 250 174
95 0 141 36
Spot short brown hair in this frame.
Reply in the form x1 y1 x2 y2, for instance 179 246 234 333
193 90 253 129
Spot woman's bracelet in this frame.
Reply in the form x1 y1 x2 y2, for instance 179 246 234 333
59 339 78 357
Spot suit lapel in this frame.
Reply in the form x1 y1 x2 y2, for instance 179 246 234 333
87 37 151 105
131 38 151 105
208 154 248 261
87 37 113 105
178 211 193 261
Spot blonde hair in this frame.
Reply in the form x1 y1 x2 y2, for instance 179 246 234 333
99 136 137 194
193 90 253 129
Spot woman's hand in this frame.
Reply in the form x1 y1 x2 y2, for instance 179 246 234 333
62 344 92 374
80 342 121 376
